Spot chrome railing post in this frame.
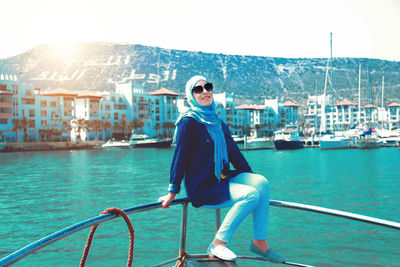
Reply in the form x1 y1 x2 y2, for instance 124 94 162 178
178 201 188 259
215 209 221 233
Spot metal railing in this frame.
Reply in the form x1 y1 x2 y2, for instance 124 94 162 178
1 198 399 266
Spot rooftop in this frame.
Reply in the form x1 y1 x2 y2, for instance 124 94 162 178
363 104 377 109
77 91 105 99
283 100 299 107
235 104 265 110
388 102 400 107
42 88 78 97
148 88 179 96
336 99 357 106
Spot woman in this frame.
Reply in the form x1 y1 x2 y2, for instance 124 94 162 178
158 75 285 263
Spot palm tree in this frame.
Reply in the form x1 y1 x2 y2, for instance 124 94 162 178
131 118 144 134
62 119 72 141
255 124 264 137
119 118 128 137
70 118 88 141
113 121 120 132
154 123 161 137
161 121 176 138
103 120 112 140
12 116 29 142
86 119 103 141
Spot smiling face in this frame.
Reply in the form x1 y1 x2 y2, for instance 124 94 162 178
192 80 213 107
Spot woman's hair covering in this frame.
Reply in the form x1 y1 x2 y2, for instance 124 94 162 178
174 75 228 181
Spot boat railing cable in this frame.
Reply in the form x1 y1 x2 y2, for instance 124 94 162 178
0 198 399 266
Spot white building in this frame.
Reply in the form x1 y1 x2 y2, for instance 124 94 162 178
335 99 358 130
282 101 300 126
387 102 400 130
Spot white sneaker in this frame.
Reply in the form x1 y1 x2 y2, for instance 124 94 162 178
207 243 237 261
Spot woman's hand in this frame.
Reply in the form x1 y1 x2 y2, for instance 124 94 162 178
158 192 176 209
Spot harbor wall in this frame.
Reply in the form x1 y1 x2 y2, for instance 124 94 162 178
1 141 104 152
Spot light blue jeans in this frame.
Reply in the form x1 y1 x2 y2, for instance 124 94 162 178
204 172 270 243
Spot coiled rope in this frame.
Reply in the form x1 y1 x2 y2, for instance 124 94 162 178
80 207 135 267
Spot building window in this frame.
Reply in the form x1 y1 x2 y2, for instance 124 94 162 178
0 119 8 124
121 114 126 119
156 115 160 121
64 100 73 108
40 110 47 117
50 101 57 107
41 120 48 127
105 113 110 119
22 98 35 105
114 113 118 120
13 85 19 94
26 89 32 96
105 105 111 111
40 100 47 107
155 99 160 105
119 97 123 103
29 109 35 117
29 120 35 128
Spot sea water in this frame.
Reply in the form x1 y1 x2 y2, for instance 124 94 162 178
0 147 399 266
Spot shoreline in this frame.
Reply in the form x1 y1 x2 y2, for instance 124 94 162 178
0 141 105 153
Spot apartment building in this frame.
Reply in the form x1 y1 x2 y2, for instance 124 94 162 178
388 103 400 130
304 94 400 133
282 101 300 126
335 99 358 130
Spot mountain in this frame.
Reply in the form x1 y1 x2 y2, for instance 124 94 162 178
1 42 399 111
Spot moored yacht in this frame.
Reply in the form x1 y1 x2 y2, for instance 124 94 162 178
376 128 400 147
319 132 354 150
355 128 380 149
101 138 131 148
273 125 304 150
130 134 172 148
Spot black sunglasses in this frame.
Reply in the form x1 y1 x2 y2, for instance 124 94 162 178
192 83 213 94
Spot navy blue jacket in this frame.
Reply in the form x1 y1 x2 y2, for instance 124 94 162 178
168 117 252 207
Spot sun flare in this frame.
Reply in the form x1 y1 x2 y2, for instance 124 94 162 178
50 42 78 59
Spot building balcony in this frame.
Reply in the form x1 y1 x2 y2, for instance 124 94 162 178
0 113 12 118
0 102 12 107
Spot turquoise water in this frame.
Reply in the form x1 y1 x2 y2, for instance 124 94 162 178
0 147 399 266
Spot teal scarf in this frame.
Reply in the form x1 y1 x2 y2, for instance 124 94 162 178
175 75 228 181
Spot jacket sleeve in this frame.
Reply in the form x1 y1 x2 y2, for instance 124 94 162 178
168 118 193 194
222 122 253 173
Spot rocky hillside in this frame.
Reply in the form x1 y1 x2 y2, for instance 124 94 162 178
1 43 399 110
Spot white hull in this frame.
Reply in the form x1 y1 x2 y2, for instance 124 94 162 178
355 141 380 149
320 139 353 150
101 140 131 148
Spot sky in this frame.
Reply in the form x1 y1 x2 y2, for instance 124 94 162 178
1 0 400 61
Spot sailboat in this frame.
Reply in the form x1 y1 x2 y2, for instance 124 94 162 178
355 63 380 149
319 33 353 150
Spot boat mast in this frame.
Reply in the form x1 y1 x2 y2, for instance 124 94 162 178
315 79 318 134
381 75 384 129
367 63 372 129
321 44 330 135
330 32 334 134
358 64 361 125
